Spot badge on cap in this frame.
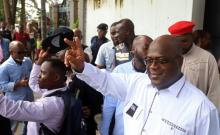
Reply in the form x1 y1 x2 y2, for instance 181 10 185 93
41 27 74 54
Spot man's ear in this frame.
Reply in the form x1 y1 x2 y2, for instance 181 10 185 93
130 48 137 58
53 73 61 82
130 50 135 58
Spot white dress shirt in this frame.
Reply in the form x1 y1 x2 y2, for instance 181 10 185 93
0 64 66 135
77 63 220 135
100 61 140 135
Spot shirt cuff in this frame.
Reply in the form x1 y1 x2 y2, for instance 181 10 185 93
75 62 90 75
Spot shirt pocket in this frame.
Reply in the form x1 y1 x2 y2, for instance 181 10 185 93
160 118 188 135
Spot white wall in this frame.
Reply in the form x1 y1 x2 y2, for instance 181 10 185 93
83 0 204 45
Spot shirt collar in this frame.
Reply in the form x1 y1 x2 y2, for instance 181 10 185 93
165 76 186 97
183 44 196 57
42 86 67 97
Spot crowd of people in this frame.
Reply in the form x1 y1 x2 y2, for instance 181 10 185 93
0 19 220 135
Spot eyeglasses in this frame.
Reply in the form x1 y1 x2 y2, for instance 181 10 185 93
144 56 176 66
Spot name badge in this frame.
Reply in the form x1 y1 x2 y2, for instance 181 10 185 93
126 103 138 117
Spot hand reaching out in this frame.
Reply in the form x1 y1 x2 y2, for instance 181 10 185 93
36 48 50 65
14 79 29 91
64 37 85 73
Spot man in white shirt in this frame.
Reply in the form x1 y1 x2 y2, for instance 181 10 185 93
64 35 220 135
99 35 152 135
0 56 68 135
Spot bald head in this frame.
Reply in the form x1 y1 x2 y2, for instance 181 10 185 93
132 35 153 50
149 35 182 56
9 41 26 63
118 18 135 35
130 35 152 72
146 35 183 90
9 41 25 52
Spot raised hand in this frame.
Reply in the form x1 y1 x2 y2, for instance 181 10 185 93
64 37 85 73
36 48 50 65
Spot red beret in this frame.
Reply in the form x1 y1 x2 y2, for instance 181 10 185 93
168 21 195 36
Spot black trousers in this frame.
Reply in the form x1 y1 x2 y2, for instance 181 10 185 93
0 115 12 135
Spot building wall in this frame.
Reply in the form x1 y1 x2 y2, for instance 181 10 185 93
192 0 206 29
83 0 205 46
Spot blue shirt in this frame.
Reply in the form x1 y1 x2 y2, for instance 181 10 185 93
99 61 138 135
0 56 33 101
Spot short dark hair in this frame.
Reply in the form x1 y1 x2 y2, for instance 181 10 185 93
97 23 108 31
45 59 67 81
111 22 119 27
118 18 135 33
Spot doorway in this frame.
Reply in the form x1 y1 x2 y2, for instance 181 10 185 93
203 0 220 60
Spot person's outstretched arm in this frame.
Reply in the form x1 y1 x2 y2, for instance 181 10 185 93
64 38 129 101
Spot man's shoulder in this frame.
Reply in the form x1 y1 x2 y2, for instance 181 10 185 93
23 57 32 65
23 57 32 61
191 45 214 57
0 59 12 70
113 61 133 73
97 42 114 56
100 41 114 49
185 45 216 63
184 80 217 110
91 36 98 42
1 57 11 65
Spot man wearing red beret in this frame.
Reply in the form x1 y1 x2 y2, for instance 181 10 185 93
168 21 220 113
